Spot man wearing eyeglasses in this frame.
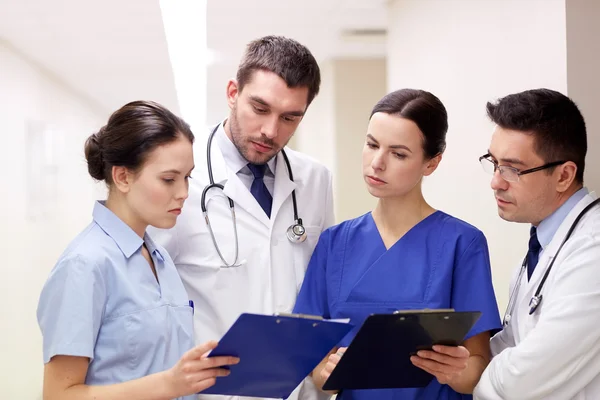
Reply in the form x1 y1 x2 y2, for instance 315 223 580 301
473 88 600 400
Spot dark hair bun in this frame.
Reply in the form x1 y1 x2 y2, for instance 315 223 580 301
83 101 195 185
84 130 105 181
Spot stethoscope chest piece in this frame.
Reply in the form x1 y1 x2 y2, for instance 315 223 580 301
286 221 307 243
529 295 542 315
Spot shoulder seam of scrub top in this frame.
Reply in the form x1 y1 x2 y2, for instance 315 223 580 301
56 252 108 320
456 229 486 266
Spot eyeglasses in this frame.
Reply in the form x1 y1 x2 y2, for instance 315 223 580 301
479 153 567 183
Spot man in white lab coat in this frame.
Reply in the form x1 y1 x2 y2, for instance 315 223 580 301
474 88 600 399
150 36 334 400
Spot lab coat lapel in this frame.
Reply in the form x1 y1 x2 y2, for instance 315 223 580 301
271 151 297 223
203 125 270 228
222 166 270 228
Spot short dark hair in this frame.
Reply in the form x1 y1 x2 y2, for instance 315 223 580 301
370 89 448 159
486 88 587 183
84 100 194 184
236 35 321 106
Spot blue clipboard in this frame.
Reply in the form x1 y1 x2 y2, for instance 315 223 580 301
202 313 353 399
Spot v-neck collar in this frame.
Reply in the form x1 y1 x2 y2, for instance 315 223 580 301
369 210 441 251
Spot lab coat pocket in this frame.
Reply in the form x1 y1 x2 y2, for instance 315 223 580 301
292 226 321 274
293 226 322 265
292 226 323 288
304 226 322 250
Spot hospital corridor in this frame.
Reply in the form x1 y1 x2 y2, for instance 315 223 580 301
1 0 600 399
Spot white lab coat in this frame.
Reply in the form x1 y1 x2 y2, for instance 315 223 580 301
150 126 335 400
474 192 600 400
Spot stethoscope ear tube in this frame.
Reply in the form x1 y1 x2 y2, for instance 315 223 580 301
202 185 240 268
201 183 231 212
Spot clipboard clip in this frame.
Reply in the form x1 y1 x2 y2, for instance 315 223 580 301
393 308 455 314
273 312 324 321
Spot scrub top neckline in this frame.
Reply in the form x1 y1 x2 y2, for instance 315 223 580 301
369 210 442 251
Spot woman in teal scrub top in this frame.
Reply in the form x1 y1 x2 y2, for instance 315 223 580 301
37 101 239 400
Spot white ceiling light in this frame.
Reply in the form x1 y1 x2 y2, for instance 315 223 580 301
160 0 208 136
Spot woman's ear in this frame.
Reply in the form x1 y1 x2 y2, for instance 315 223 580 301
423 153 443 177
111 166 133 194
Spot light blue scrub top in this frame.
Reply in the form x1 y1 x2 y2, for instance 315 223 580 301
37 201 195 400
294 211 502 400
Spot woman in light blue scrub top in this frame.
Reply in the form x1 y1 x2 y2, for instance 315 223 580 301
293 89 502 400
37 101 238 400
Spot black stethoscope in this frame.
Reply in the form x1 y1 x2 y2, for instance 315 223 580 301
200 124 307 268
503 197 600 327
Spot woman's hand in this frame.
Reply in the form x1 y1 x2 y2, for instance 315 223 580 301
164 340 240 398
319 347 346 384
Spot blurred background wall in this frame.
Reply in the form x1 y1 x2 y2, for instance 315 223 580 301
0 0 598 397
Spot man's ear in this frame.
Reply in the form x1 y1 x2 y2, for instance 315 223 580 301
226 79 239 110
555 161 578 193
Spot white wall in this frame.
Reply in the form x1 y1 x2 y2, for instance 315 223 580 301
0 40 107 398
333 59 386 222
387 0 569 312
295 58 387 222
295 59 337 175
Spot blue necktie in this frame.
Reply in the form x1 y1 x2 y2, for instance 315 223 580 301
527 226 541 280
247 163 272 218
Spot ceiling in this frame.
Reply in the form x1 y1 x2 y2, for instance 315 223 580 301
207 0 388 64
0 0 387 117
0 0 178 115
206 0 388 122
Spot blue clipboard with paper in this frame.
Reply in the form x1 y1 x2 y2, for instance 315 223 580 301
202 313 353 399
